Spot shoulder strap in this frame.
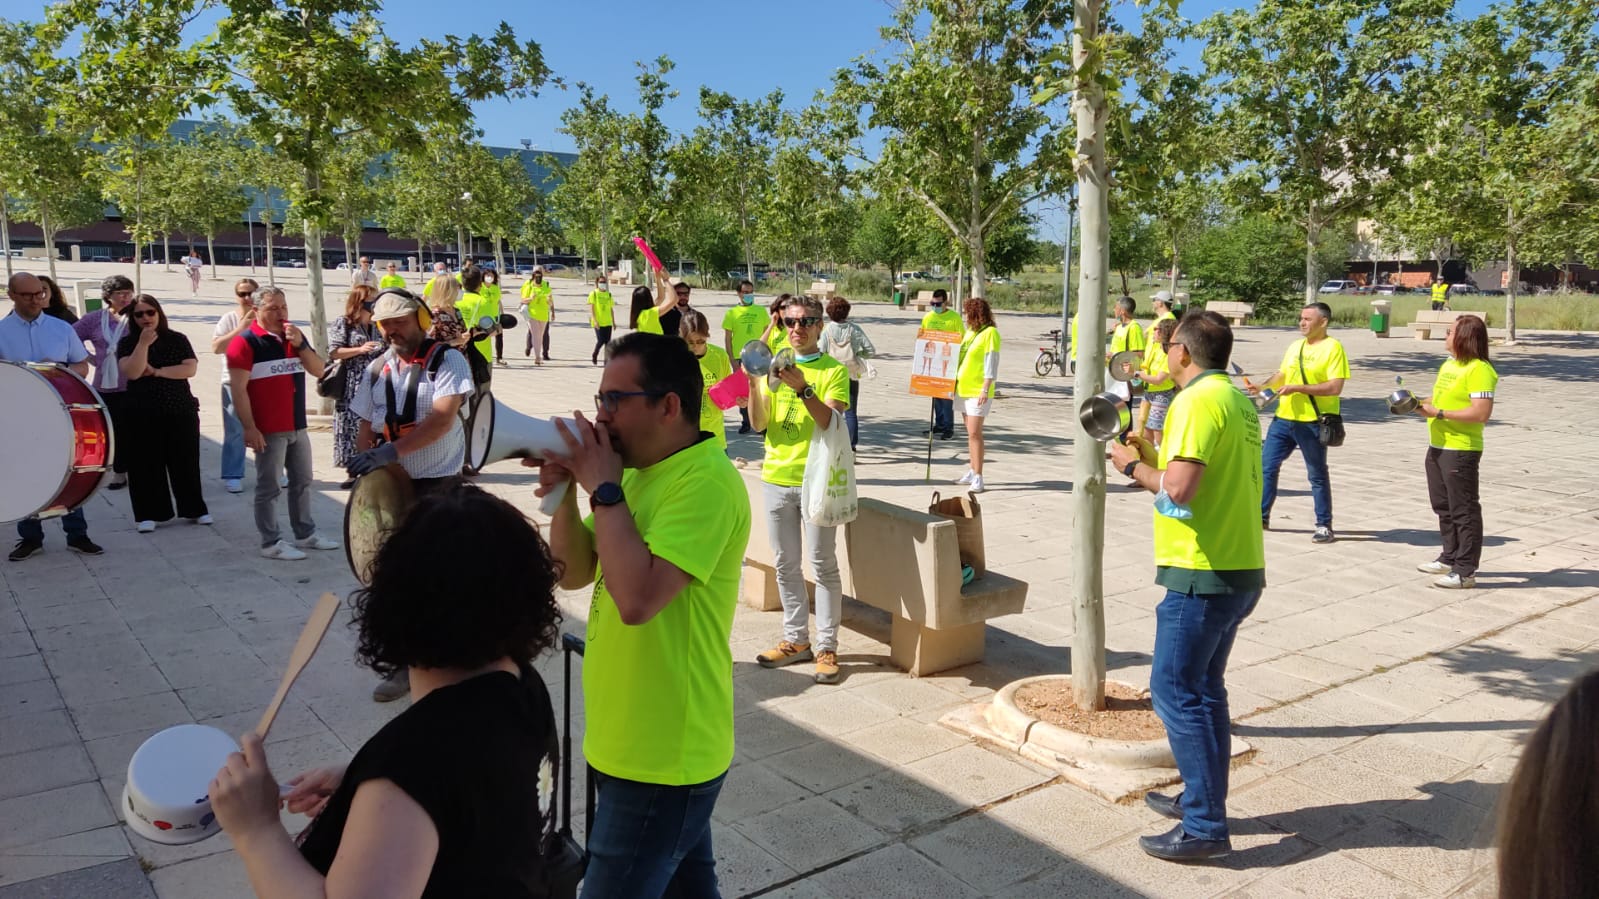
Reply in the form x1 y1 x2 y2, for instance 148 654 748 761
1298 341 1323 417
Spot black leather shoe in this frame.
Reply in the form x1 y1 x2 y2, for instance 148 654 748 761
1144 791 1183 821
66 536 104 556
1139 823 1231 862
9 539 43 562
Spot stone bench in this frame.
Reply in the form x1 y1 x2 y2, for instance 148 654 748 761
740 476 1028 675
1207 300 1254 326
1413 309 1484 340
808 281 836 300
910 290 936 312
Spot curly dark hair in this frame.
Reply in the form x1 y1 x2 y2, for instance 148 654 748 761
352 480 563 678
825 297 851 322
963 296 996 331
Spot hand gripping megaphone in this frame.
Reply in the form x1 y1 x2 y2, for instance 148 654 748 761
464 394 579 515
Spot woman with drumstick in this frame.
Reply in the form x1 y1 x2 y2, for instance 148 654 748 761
210 482 569 897
117 296 210 532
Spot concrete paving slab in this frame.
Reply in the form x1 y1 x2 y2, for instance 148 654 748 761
0 857 150 898
807 844 979 898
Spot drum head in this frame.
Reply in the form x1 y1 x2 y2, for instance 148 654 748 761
466 396 495 473
1108 350 1143 382
0 363 75 522
343 464 415 585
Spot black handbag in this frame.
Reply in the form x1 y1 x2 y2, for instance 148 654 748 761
1299 342 1345 447
315 357 347 398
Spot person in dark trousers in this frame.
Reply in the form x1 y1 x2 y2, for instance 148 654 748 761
1109 310 1264 862
116 296 210 532
1414 314 1497 589
920 288 960 439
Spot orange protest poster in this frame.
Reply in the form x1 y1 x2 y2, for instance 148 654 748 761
909 327 960 398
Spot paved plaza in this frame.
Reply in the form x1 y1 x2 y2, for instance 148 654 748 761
2 262 1597 897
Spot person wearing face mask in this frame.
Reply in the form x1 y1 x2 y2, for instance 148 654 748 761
1107 311 1263 863
588 276 615 365
73 275 138 490
520 267 553 362
920 288 961 439
748 295 852 685
681 309 732 448
722 279 766 434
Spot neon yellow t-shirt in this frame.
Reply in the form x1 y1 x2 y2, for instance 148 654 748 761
635 307 663 335
765 326 790 352
378 274 406 290
1141 339 1173 393
1429 357 1498 451
1145 310 1175 344
1275 337 1350 422
921 308 962 334
588 290 615 328
1155 371 1265 593
581 436 750 786
956 326 1000 399
696 345 732 447
1111 320 1146 355
454 290 497 364
759 355 851 487
722 304 768 358
521 281 552 321
482 283 502 308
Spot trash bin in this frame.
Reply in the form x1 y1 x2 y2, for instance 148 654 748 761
893 283 906 308
1369 300 1392 338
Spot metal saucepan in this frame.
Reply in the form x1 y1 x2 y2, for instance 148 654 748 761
767 348 797 391
1108 350 1143 383
740 340 775 375
1079 392 1132 442
1388 375 1418 415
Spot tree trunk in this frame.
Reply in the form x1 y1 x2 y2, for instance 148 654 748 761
1168 243 1179 297
493 232 505 275
417 239 425 284
1302 215 1322 307
304 216 333 417
1118 269 1129 296
207 234 217 280
1504 227 1518 346
970 227 988 300
456 226 467 267
344 237 354 271
133 151 144 295
581 234 590 281
1 193 12 280
163 234 172 272
263 210 276 287
40 200 59 285
1070 0 1110 712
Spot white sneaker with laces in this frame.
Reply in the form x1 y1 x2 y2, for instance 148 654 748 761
223 479 243 494
1433 572 1476 589
957 469 975 485
969 474 986 493
190 514 214 525
261 540 308 561
136 520 156 533
1416 560 1450 574
294 533 340 551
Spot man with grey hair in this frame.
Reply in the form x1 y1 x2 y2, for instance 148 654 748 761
224 287 339 561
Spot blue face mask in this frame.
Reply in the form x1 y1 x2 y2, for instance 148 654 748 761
740 293 755 305
795 351 822 363
931 303 945 311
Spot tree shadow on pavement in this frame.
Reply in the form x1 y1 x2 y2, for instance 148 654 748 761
1436 642 1599 704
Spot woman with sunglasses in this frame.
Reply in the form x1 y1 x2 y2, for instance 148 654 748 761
328 285 385 488
117 296 210 532
955 297 1001 493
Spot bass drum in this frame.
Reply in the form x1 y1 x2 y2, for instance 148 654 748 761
342 464 414 585
0 362 114 522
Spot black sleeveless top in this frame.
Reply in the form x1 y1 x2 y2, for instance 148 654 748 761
297 663 559 896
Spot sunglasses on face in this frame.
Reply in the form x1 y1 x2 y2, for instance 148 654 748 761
594 390 666 413
133 309 158 319
782 316 820 328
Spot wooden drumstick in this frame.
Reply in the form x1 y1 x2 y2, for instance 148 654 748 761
256 592 341 739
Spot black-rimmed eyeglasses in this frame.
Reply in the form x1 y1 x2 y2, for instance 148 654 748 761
594 390 666 413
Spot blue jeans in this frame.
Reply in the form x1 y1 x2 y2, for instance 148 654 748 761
582 768 726 899
17 508 87 544
845 379 860 449
220 383 246 480
1151 587 1261 841
1260 417 1332 526
932 397 953 435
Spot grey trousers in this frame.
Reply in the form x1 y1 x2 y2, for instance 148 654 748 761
255 429 316 547
763 482 842 652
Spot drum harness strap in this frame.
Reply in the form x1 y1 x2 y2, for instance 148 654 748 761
376 339 451 443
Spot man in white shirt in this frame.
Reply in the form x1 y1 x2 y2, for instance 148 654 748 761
350 257 378 289
2 272 105 560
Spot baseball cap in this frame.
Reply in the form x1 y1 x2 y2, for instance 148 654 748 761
371 291 422 322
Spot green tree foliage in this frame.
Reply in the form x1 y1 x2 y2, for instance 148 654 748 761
1185 214 1306 312
1107 208 1159 295
694 88 780 280
553 84 625 270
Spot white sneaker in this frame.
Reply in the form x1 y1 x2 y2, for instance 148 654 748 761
261 540 307 561
278 474 289 488
1416 560 1450 574
969 474 986 493
956 469 975 485
293 533 340 551
136 520 156 533
223 479 243 494
1433 572 1476 589
190 514 213 525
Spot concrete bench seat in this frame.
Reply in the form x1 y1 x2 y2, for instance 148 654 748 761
740 474 1028 675
910 290 936 312
1413 309 1484 340
1207 300 1254 326
808 281 837 300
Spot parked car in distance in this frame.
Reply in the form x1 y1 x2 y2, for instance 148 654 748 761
1319 279 1360 293
542 263 567 272
1449 283 1480 295
89 255 113 263
899 271 933 281
516 266 535 276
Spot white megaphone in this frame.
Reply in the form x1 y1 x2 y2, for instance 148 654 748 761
464 395 579 515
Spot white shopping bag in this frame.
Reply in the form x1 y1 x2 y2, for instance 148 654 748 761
801 412 858 527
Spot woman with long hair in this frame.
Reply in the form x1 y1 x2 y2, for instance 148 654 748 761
116 296 209 532
1497 668 1599 897
211 482 569 897
328 285 384 488
680 309 732 447
817 297 876 451
955 297 1000 492
38 275 79 324
1414 314 1498 589
626 283 678 335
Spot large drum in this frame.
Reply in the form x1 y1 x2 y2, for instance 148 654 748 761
0 361 114 521
343 463 414 584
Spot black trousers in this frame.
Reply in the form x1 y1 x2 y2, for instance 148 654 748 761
127 408 209 523
104 390 133 474
592 326 612 364
544 318 553 359
493 331 504 363
1425 446 1483 576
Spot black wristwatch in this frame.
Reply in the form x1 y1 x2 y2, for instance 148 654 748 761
1122 460 1139 478
800 385 816 400
590 482 625 509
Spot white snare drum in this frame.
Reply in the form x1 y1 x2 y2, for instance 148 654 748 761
122 724 239 845
0 361 114 521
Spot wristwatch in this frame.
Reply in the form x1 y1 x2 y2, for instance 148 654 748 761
1122 460 1139 478
800 385 816 400
590 482 625 509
